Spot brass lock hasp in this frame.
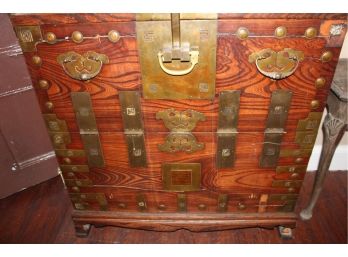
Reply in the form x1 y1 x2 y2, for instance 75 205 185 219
136 13 217 99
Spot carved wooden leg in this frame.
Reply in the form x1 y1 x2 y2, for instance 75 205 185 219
74 222 91 237
300 113 346 220
278 226 293 239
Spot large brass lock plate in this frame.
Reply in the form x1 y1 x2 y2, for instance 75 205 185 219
136 14 217 100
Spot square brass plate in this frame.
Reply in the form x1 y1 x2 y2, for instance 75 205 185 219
162 163 201 191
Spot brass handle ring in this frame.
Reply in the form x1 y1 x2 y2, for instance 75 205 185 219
157 50 199 76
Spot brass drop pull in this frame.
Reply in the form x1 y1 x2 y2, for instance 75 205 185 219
249 48 304 80
57 51 109 81
158 50 199 76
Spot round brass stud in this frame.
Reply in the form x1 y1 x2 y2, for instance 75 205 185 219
288 187 295 193
72 186 79 192
291 173 299 179
63 157 71 164
118 203 126 209
321 51 333 63
71 31 84 43
304 27 317 39
198 204 207 210
237 202 246 210
45 32 57 44
236 27 249 40
45 101 54 110
157 204 167 210
274 26 287 38
67 172 74 177
315 77 326 88
32 55 42 66
38 79 50 90
108 30 120 43
295 157 304 163
311 100 320 109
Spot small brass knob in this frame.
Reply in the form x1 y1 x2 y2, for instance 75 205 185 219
158 204 167 210
275 26 287 38
311 100 320 109
118 203 126 209
45 101 54 110
321 51 333 63
304 27 317 39
237 27 249 40
291 173 299 179
288 187 296 193
295 157 304 163
108 30 120 43
198 204 207 210
45 32 57 44
71 31 84 43
63 157 71 164
71 186 79 192
32 55 42 66
315 77 326 88
237 202 246 210
38 79 50 89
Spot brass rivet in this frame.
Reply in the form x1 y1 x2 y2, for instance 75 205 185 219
288 187 296 193
72 186 79 192
291 173 299 179
118 203 126 209
45 32 57 44
71 31 84 43
198 204 206 210
67 172 74 177
108 30 120 43
237 27 249 40
311 100 320 109
63 157 71 164
38 79 50 89
321 51 333 63
304 27 317 39
315 77 326 88
32 55 42 66
45 101 54 110
158 204 167 210
274 26 287 38
295 157 304 163
237 202 246 210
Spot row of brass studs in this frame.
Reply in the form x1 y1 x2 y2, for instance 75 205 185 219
237 26 319 40
44 30 121 44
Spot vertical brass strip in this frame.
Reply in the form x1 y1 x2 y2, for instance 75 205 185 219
136 194 147 212
216 91 240 168
258 194 268 213
71 92 105 167
260 90 292 167
217 194 229 212
177 193 187 212
119 91 147 167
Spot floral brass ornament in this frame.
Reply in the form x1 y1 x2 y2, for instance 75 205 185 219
156 109 205 153
57 51 109 81
248 48 304 80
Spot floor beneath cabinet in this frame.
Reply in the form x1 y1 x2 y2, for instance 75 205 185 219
0 171 346 243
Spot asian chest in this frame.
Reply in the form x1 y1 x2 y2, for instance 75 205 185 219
10 13 347 237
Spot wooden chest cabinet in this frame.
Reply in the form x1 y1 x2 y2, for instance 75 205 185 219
10 13 347 237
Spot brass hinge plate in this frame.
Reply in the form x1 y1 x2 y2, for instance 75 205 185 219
14 25 42 52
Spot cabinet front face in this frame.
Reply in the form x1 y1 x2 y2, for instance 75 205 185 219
11 14 347 216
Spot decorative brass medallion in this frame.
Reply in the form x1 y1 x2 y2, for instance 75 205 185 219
248 48 304 80
156 109 205 153
57 51 109 81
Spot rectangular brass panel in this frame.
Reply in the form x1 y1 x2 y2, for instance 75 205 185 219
137 18 217 99
55 149 86 158
260 90 292 167
136 194 147 212
216 90 240 168
71 92 104 167
276 165 307 174
14 25 42 52
269 194 299 202
60 165 89 173
272 180 303 188
125 134 147 167
217 194 228 212
296 112 323 131
295 131 318 149
136 13 217 21
177 193 187 212
279 148 313 158
162 163 201 191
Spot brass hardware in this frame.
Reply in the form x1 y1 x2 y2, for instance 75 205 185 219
45 101 54 110
162 163 201 192
295 157 304 163
57 51 109 81
291 173 299 179
249 48 304 80
55 149 86 158
158 204 167 210
288 187 296 193
198 204 206 211
296 112 322 131
60 165 89 172
136 14 217 20
304 27 317 39
108 30 120 43
32 55 42 66
272 180 303 188
65 172 75 178
74 202 89 210
217 194 228 212
71 186 79 192
237 202 246 210
137 14 217 99
156 109 205 153
310 100 320 109
70 193 108 211
45 32 57 44
269 194 299 202
43 114 68 132
118 203 127 209
321 51 333 63
49 132 71 148
274 26 287 38
136 194 147 212
295 131 317 149
280 148 312 158
65 179 92 187
14 26 43 52
216 91 240 168
71 31 84 43
63 157 71 164
237 27 249 40
260 90 292 167
315 77 326 88
38 79 50 90
119 91 147 167
276 165 307 174
177 193 187 212
71 92 105 167
279 200 296 212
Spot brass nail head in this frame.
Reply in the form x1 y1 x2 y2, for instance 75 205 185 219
311 100 320 109
108 30 120 43
71 31 84 43
198 204 206 210
45 101 54 110
275 26 287 38
295 157 304 163
63 157 71 164
321 51 333 63
45 32 57 44
237 27 249 40
38 79 50 89
238 202 246 210
32 55 42 66
315 77 326 88
304 27 317 39
158 204 167 210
